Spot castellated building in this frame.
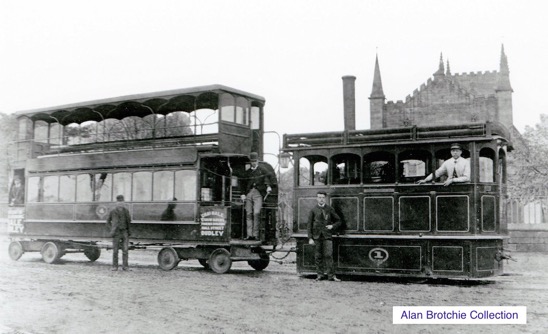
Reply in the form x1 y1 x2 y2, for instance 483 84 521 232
369 45 514 131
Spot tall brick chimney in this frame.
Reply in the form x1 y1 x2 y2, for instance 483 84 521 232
342 75 356 131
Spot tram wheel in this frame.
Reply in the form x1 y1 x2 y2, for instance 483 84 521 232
41 242 61 264
209 248 232 274
8 241 24 261
83 247 101 262
248 251 270 271
157 247 180 271
198 259 210 269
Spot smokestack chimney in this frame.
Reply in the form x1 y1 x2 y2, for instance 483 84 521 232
342 75 356 131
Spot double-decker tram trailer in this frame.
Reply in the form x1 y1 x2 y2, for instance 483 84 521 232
283 122 512 279
7 85 278 274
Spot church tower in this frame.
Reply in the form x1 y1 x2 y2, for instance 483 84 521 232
368 46 514 130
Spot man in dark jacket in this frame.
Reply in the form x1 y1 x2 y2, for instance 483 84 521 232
240 152 275 240
307 191 342 281
106 195 131 271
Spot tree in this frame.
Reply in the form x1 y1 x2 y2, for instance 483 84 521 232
507 114 548 202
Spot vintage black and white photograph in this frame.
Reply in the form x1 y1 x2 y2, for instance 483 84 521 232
1 1 547 333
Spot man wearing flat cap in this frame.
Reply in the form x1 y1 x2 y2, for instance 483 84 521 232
417 143 470 186
240 152 275 240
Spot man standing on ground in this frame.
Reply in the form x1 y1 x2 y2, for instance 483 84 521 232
106 195 131 271
307 191 342 282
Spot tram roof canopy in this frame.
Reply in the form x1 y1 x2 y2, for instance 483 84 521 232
15 84 266 126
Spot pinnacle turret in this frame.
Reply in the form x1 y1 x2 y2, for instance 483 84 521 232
496 44 513 92
370 54 385 98
434 53 445 79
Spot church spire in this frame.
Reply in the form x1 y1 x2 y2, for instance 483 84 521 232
370 54 385 98
496 44 513 92
433 53 445 79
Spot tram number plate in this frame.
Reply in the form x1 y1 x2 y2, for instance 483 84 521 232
368 247 389 265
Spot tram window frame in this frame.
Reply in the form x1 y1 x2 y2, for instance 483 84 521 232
64 123 81 145
18 118 32 141
34 120 49 144
331 153 361 185
298 155 328 186
250 106 261 130
27 176 41 203
59 175 76 203
479 147 496 183
153 171 175 201
133 171 153 201
175 170 197 201
363 151 395 184
80 121 99 144
235 96 249 126
112 172 132 202
398 150 431 183
50 123 63 146
42 175 59 203
76 173 112 202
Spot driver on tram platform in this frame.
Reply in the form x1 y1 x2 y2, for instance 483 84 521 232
417 143 470 186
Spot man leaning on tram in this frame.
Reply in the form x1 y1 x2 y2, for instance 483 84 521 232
417 143 470 186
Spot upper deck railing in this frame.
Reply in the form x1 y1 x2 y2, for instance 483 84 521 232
284 122 510 149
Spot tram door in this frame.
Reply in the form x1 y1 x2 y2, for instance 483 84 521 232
199 156 248 239
7 169 26 236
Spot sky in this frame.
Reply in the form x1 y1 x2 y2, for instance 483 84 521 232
1 0 547 163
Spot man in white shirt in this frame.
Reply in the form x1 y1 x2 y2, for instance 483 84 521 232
417 143 470 186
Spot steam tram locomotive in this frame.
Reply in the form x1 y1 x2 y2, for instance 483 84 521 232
283 121 511 279
6 85 278 274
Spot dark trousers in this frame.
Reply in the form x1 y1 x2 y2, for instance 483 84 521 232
314 237 334 278
112 229 129 269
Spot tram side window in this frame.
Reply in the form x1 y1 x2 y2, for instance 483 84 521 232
398 150 430 183
43 176 59 202
34 121 49 144
153 171 175 201
18 118 32 141
133 172 152 201
175 170 197 201
80 121 98 144
63 123 79 145
250 106 260 130
235 97 249 126
50 123 63 145
331 154 361 185
166 111 194 137
27 177 41 203
112 173 132 201
298 156 328 186
363 151 395 183
59 175 76 202
76 173 112 202
192 109 218 134
480 148 495 182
